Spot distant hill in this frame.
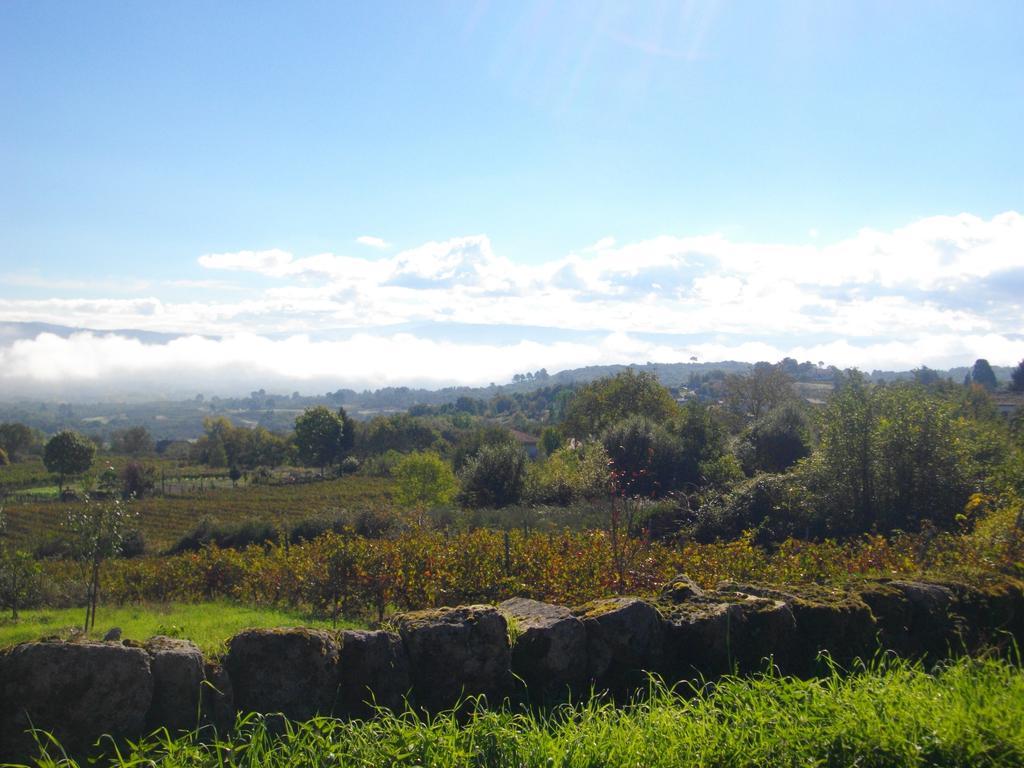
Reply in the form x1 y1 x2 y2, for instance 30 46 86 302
0 321 1015 440
0 321 205 345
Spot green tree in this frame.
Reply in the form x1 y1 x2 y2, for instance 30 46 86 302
0 447 8 466
0 508 42 619
294 406 345 474
121 462 156 499
806 372 877 533
206 435 228 468
457 442 527 508
672 400 739 490
723 362 797 423
561 370 679 438
539 426 562 457
1010 359 1024 393
912 366 942 387
525 441 610 505
970 358 998 391
43 430 96 494
109 426 153 455
63 496 136 631
737 402 813 475
805 374 973 534
337 407 356 457
451 424 515 472
0 422 35 460
0 548 40 619
602 416 683 499
358 413 439 457
393 452 457 524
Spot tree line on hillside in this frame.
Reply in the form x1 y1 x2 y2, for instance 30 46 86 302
4 357 1024 545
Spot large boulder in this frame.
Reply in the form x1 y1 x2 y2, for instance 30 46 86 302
660 591 796 680
336 630 411 719
0 641 153 762
498 597 588 701
574 597 665 696
200 659 235 733
921 579 1024 654
144 636 205 733
224 628 341 721
716 583 876 675
858 580 960 662
392 605 512 713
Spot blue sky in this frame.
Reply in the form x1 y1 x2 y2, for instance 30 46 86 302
1 1 1023 395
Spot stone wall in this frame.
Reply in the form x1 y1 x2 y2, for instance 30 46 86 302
2 576 1022 761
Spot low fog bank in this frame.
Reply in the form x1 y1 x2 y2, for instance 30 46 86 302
0 328 1021 403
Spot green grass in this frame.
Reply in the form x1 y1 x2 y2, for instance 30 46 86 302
0 601 365 655
10 656 1024 768
13 485 60 498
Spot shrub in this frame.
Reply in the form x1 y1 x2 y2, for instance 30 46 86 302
167 517 279 553
120 528 147 557
360 449 404 477
0 548 43 618
602 416 684 498
393 452 457 510
525 441 610 505
458 442 527 508
121 461 156 499
695 472 816 545
737 402 813 475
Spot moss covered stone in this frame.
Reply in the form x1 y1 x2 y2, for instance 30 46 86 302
498 597 587 702
336 629 410 718
392 605 512 714
574 597 665 696
715 582 876 675
224 627 341 722
144 636 205 734
0 640 154 762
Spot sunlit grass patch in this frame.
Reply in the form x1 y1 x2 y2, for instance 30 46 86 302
0 601 365 655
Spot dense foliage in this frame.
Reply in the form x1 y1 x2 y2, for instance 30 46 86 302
25 502 1022 621
2 361 1023 632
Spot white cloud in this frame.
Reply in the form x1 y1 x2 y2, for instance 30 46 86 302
1 330 1021 399
582 236 616 253
165 279 241 291
0 273 152 293
2 211 1023 392
197 249 295 277
356 235 392 250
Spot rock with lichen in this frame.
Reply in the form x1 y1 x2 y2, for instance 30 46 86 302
144 635 205 733
574 597 665 696
498 597 588 701
336 629 411 718
392 604 512 713
224 628 341 721
0 641 153 761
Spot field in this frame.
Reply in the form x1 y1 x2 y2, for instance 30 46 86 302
12 656 1024 768
0 456 229 494
1 473 394 551
0 601 363 655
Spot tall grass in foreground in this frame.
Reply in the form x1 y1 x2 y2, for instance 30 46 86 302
10 655 1024 768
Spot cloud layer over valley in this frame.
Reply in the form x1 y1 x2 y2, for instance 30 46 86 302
2 212 1022 397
